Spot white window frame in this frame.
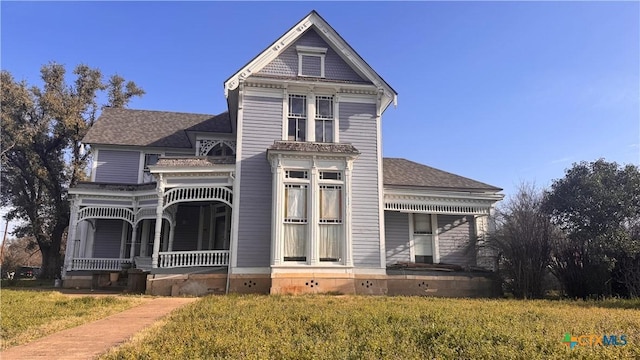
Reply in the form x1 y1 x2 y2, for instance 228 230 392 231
408 213 440 264
318 171 344 263
283 90 338 143
296 45 327 78
283 170 310 263
139 152 163 183
287 94 308 142
315 96 335 143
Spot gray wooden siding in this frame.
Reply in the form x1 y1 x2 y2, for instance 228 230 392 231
438 215 476 266
237 95 282 267
258 28 367 83
93 219 123 258
173 205 200 251
95 149 140 183
384 211 410 265
339 102 380 267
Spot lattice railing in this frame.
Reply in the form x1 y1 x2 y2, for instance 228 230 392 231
71 258 132 271
78 207 135 224
158 250 230 268
164 187 232 208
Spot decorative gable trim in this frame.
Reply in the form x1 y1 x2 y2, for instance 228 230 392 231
224 11 397 111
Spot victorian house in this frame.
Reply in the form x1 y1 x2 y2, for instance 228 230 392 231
63 11 503 296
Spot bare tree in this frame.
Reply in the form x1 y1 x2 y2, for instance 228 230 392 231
486 184 559 299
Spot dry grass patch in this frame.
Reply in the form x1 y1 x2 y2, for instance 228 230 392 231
1 289 144 349
102 296 640 359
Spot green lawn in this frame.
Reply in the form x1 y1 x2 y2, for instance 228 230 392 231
102 295 640 359
0 289 144 349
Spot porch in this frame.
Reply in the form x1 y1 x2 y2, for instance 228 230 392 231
64 157 236 274
68 250 230 272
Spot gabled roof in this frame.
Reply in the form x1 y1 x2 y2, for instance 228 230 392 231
224 10 397 110
83 108 231 148
383 158 502 192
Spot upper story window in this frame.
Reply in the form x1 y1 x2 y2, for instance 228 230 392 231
142 153 161 183
288 94 307 142
315 96 334 143
296 46 327 78
285 92 337 143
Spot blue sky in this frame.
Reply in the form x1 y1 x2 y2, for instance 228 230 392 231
2 1 638 200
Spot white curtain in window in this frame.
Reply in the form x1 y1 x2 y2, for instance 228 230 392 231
319 224 341 260
320 187 341 220
414 235 433 256
285 186 306 220
284 224 306 258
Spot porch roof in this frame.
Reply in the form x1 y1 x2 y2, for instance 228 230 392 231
383 158 501 192
155 156 236 167
268 141 360 155
72 182 156 191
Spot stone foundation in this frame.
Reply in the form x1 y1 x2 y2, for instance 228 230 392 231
67 270 501 298
228 274 271 294
146 274 227 296
62 275 93 289
386 273 501 297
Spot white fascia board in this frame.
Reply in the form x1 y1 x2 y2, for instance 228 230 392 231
68 188 156 198
224 12 397 108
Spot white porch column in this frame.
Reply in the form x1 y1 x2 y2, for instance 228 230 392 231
168 220 176 251
344 159 354 267
271 155 284 266
64 196 80 271
140 220 149 257
309 158 319 264
130 223 138 260
162 221 169 252
151 175 165 268
119 221 128 258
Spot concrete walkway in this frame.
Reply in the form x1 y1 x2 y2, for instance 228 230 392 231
1 297 198 360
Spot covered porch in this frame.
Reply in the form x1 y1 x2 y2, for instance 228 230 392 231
64 157 235 274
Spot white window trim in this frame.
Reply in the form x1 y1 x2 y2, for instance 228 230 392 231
296 45 327 78
408 213 440 264
271 156 352 267
139 152 164 184
283 90 337 143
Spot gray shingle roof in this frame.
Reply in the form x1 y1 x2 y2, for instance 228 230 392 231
83 108 231 148
268 141 360 154
383 158 502 192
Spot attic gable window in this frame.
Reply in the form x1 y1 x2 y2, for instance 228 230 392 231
296 45 327 78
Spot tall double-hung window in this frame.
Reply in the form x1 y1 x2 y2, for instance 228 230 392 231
283 170 308 261
315 96 334 143
319 171 343 262
288 95 307 142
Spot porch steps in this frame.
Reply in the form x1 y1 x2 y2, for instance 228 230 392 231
134 256 153 271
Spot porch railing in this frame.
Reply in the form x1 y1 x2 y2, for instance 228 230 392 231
71 258 132 271
158 250 229 268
